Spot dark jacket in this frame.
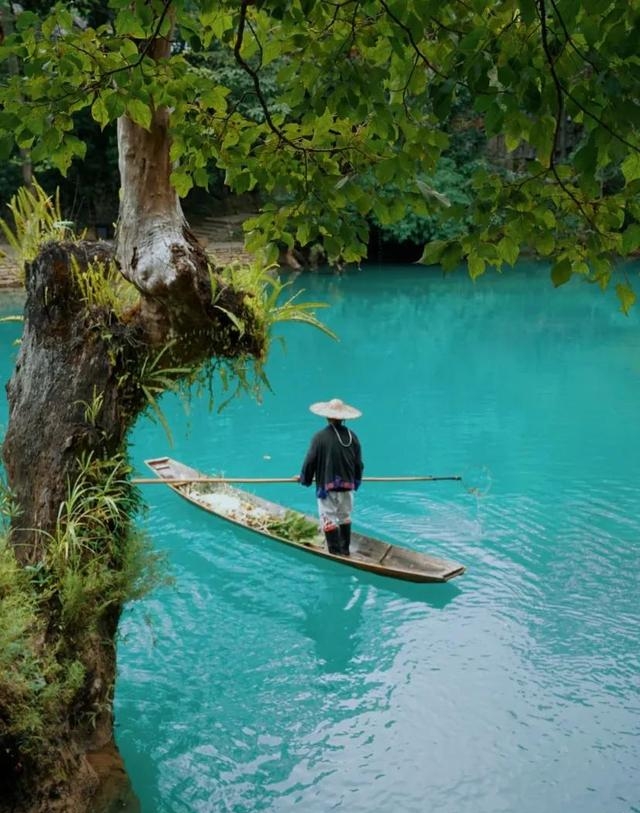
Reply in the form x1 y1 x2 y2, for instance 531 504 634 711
300 423 364 498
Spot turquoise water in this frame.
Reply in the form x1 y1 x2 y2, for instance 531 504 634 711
2 264 639 812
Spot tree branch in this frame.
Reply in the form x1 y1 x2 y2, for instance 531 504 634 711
378 0 448 79
231 0 354 156
233 0 298 150
536 0 599 227
548 0 601 73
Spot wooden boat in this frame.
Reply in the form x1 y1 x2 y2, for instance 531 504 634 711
144 457 465 583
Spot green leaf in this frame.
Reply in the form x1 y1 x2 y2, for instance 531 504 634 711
232 171 256 194
105 92 126 119
263 243 280 266
529 117 555 165
418 240 446 266
467 254 486 279
115 11 148 38
324 235 341 259
621 152 640 183
537 232 555 256
126 99 152 130
497 236 520 267
171 171 193 198
615 282 636 314
91 96 110 128
551 259 572 287
193 167 209 189
518 0 537 24
15 127 34 149
15 10 40 31
375 159 397 185
583 0 614 12
621 223 640 254
296 221 311 245
459 27 486 53
441 242 462 273
214 306 245 337
200 86 229 112
0 136 12 161
504 131 520 153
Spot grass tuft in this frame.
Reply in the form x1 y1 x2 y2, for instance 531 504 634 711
0 452 167 783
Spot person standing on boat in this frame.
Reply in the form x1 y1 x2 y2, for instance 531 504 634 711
299 398 364 556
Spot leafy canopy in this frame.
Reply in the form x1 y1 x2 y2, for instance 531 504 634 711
0 0 639 307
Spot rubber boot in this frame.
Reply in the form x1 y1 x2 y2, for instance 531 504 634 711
324 527 342 554
339 523 351 556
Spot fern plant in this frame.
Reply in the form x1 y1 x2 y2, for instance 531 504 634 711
70 255 138 315
0 180 78 274
139 343 192 444
217 260 337 340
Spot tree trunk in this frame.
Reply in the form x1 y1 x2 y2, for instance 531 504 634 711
4 242 141 565
1 10 267 808
115 23 213 347
1 173 263 813
2 238 264 812
1 241 143 810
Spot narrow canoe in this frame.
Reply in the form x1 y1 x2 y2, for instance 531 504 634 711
144 457 466 584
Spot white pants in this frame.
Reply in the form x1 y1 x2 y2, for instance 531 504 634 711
317 491 354 531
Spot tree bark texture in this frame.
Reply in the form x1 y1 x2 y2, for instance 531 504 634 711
1 234 264 811
4 242 142 565
115 23 213 346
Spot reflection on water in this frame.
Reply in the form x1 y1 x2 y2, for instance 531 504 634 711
302 578 366 675
300 574 459 678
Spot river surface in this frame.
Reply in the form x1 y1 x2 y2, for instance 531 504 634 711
1 264 639 813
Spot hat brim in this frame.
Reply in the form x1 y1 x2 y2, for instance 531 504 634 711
309 401 362 419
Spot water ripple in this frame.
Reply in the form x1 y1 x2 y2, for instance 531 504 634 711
110 268 640 813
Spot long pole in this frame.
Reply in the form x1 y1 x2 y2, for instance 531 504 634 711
131 475 462 485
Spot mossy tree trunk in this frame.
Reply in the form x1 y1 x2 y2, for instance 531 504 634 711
0 7 269 806
0 128 265 813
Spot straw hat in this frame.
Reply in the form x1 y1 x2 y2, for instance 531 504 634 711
309 398 362 419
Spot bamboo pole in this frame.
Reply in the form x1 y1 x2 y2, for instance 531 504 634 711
131 475 462 485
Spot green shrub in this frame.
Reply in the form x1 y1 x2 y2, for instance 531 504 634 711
0 452 167 778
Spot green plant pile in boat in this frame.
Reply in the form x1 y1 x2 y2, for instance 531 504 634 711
189 482 219 495
185 485 320 543
264 511 319 543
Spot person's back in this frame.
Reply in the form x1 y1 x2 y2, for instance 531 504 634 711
299 398 364 555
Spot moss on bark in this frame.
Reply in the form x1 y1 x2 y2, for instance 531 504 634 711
0 239 269 811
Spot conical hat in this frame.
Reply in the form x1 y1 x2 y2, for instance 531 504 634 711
309 398 362 419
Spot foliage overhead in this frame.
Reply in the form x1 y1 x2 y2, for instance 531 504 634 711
0 0 639 307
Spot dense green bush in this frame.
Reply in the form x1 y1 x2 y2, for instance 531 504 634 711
371 155 487 245
369 94 489 247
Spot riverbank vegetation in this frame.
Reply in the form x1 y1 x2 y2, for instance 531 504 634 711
0 1 639 810
0 454 161 807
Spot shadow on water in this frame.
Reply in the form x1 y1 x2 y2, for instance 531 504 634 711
225 516 463 604
296 563 462 676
